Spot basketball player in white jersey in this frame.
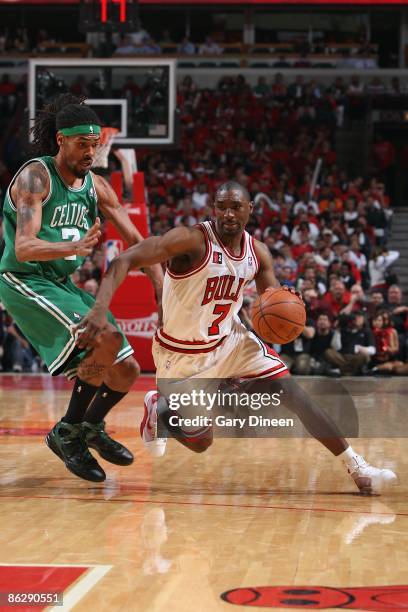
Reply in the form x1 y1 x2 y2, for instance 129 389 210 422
76 182 397 494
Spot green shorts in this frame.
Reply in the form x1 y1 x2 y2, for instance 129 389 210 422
0 271 134 379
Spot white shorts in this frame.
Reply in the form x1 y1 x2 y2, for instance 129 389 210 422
153 320 289 381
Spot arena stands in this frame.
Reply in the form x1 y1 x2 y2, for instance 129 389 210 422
0 69 407 375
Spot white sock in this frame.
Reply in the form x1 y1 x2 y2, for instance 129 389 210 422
338 446 362 471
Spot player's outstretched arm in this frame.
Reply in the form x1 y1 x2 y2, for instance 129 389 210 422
14 162 101 262
93 174 164 302
73 226 204 348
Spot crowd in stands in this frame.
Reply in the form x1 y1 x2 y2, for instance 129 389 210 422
0 27 62 54
0 24 379 66
0 72 407 375
112 32 228 57
109 28 378 67
136 73 406 376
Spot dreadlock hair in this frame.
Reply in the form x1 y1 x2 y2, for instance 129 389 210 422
31 93 101 156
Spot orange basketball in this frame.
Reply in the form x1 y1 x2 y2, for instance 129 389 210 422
252 287 306 344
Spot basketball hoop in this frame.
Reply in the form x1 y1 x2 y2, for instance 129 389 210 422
92 126 119 170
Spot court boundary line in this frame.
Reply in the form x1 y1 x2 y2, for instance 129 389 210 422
0 494 405 517
49 565 112 612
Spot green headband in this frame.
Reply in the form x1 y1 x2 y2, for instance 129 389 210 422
59 124 101 136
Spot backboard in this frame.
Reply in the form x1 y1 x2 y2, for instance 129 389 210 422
29 58 176 146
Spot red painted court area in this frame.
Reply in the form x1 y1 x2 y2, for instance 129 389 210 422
0 566 87 611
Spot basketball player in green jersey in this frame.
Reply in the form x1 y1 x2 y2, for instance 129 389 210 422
0 94 163 483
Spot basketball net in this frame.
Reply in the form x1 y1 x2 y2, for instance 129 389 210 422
92 126 119 170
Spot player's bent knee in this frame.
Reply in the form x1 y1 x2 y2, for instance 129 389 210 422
102 327 123 349
93 327 122 361
114 356 140 385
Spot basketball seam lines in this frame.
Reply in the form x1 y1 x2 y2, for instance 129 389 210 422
257 296 304 337
259 310 305 327
256 308 288 341
261 300 305 307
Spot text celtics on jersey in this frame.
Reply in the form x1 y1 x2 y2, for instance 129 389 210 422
50 203 90 230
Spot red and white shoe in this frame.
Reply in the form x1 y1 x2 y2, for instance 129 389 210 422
140 391 167 457
348 455 397 494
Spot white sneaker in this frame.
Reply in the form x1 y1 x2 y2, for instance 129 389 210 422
140 391 167 457
348 455 397 494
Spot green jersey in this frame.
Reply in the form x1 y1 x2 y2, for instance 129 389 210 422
0 156 98 280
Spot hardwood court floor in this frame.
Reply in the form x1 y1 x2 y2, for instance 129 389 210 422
0 374 407 612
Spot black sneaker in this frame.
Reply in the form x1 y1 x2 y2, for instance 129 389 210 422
82 421 134 466
46 421 106 482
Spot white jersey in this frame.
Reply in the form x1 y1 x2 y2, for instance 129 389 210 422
156 221 260 354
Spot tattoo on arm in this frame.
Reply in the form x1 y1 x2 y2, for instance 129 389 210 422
16 206 35 235
16 163 48 194
15 163 49 236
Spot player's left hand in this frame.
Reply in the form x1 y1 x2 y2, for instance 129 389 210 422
281 285 305 305
72 305 109 350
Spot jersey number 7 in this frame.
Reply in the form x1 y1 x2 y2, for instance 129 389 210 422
208 303 232 336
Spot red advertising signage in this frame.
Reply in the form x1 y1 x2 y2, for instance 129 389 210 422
104 172 158 373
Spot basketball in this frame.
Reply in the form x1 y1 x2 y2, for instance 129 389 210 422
252 287 306 344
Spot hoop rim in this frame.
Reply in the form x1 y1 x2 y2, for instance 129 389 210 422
100 126 119 144
93 126 119 168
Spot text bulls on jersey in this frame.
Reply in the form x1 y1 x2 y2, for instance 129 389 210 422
201 275 245 306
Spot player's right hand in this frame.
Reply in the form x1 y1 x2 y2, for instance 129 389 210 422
75 217 101 256
72 304 108 349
